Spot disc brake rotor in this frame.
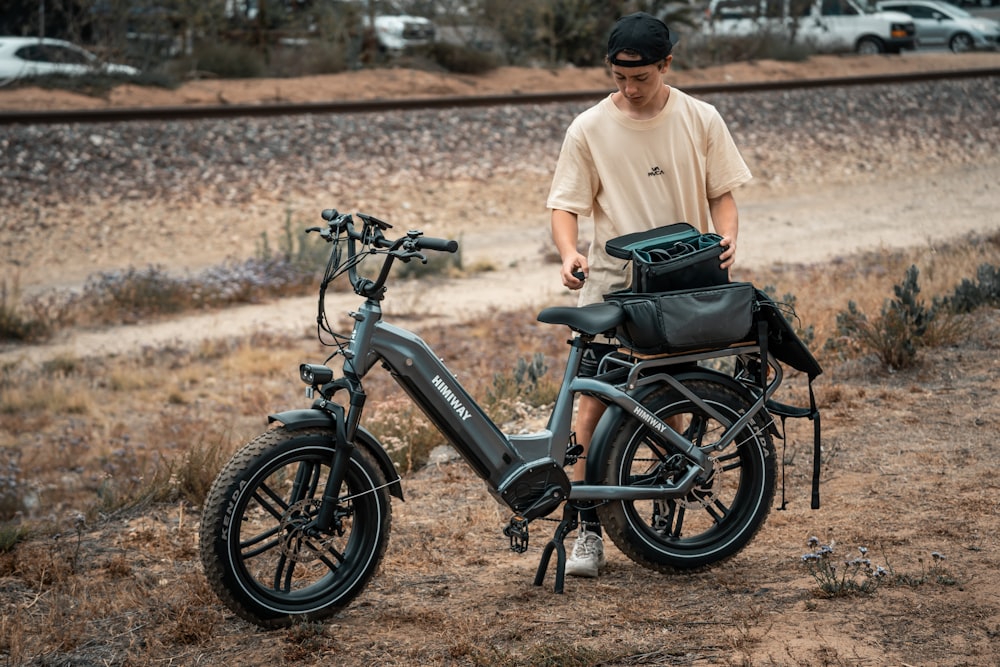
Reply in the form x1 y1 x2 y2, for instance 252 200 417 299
278 498 339 563
677 456 723 510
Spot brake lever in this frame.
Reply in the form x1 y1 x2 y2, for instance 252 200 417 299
392 249 427 264
306 226 333 241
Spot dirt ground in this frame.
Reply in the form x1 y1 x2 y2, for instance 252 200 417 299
3 54 1000 666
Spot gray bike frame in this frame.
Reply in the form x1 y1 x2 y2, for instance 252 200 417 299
344 296 780 512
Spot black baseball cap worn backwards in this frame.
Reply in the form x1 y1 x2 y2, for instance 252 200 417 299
607 12 677 67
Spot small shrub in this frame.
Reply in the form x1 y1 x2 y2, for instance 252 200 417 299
83 265 189 324
15 72 137 98
170 438 233 506
0 448 24 521
486 353 557 423
943 263 1000 313
257 210 330 275
0 279 52 343
367 401 443 474
829 265 946 370
684 32 813 69
266 43 349 77
426 42 498 74
193 42 266 79
889 551 958 588
0 523 31 552
801 537 958 598
801 537 888 597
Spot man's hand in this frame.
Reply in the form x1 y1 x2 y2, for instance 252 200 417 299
561 254 588 290
552 209 587 290
718 235 737 270
708 191 739 273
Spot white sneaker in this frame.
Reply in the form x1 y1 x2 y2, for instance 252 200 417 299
564 530 607 578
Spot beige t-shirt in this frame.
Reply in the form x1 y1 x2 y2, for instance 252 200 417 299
547 88 752 305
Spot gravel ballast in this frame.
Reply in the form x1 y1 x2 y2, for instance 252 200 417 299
3 77 998 209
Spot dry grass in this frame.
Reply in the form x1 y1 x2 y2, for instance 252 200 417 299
2 234 1000 665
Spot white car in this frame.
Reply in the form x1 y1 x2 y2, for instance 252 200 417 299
703 0 917 53
367 15 436 52
0 36 139 83
876 0 1000 51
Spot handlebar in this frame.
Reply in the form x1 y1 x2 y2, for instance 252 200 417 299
418 236 460 253
308 208 459 300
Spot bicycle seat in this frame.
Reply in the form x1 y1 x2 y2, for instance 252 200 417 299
537 302 624 336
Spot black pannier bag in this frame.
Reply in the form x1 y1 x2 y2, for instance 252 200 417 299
603 282 755 355
605 222 728 293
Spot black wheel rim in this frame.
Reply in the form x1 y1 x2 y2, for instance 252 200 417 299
226 446 385 615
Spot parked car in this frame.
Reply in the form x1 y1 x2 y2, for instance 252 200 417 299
703 0 917 53
368 14 436 52
876 0 1000 51
0 37 139 83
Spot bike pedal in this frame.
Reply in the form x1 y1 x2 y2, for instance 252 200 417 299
503 516 529 553
564 443 584 467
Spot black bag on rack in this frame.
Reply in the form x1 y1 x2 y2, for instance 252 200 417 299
605 222 729 293
603 282 756 355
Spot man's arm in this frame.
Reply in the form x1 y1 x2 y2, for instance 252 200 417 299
551 209 587 290
708 191 739 270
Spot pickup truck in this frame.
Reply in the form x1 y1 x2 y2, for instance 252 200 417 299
704 0 917 53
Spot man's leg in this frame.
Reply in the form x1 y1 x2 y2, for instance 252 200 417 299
565 394 608 577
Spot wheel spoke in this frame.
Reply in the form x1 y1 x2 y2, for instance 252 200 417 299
290 460 323 504
275 550 295 592
684 414 709 447
654 499 686 538
312 540 346 569
716 450 743 473
710 497 731 521
669 503 686 537
240 525 282 557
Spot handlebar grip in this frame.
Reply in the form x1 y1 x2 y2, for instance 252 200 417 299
419 237 459 253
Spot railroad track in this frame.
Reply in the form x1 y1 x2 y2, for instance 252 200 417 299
1 67 996 126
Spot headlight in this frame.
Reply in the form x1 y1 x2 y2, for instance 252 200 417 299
300 364 333 385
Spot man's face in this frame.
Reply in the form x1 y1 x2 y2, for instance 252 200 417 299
609 53 671 112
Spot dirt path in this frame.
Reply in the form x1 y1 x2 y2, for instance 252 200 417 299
3 162 997 367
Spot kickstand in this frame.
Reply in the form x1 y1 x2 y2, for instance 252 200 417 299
533 504 579 593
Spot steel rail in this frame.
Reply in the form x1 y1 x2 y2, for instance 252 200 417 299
1 66 996 126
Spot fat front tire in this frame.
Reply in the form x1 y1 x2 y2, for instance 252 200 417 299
597 380 776 572
199 427 392 628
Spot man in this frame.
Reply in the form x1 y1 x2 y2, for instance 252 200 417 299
546 12 753 577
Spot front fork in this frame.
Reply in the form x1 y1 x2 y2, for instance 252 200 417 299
315 382 367 533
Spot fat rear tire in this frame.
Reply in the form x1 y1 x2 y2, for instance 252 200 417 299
199 427 392 628
597 380 775 571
